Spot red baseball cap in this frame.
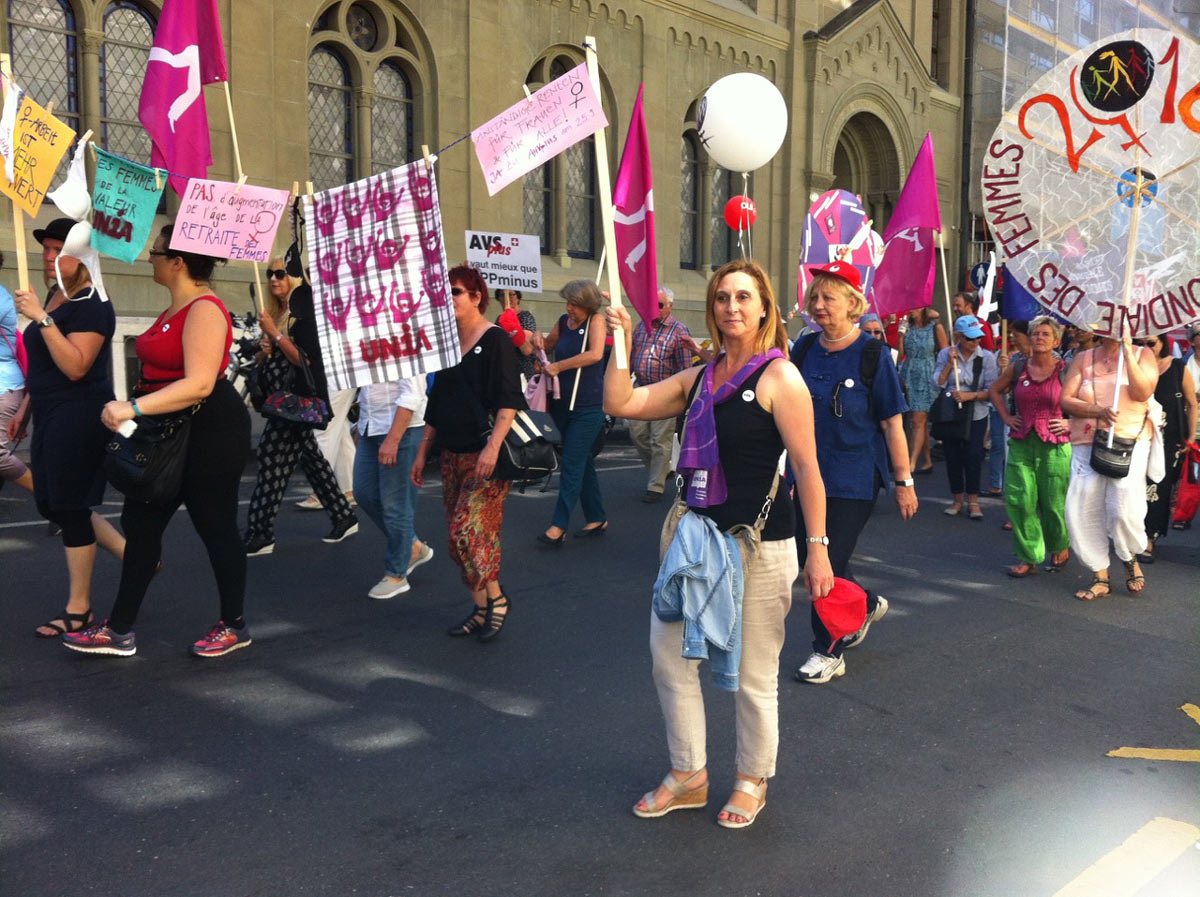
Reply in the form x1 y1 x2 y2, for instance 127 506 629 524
809 260 863 293
813 577 868 651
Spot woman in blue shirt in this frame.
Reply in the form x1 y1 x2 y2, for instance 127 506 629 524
791 261 916 685
0 260 33 493
535 280 608 544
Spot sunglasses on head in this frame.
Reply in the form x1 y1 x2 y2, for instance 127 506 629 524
267 269 287 280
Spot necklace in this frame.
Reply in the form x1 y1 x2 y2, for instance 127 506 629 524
820 327 856 345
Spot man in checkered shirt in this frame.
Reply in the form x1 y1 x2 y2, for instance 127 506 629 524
629 287 708 502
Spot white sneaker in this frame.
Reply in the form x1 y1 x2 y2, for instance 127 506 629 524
795 651 846 684
407 542 434 576
295 494 323 511
842 595 889 649
368 576 410 599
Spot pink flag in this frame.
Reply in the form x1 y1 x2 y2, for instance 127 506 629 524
869 132 941 317
612 84 658 330
138 0 228 196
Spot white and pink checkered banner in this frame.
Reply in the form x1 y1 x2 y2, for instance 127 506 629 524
303 161 459 391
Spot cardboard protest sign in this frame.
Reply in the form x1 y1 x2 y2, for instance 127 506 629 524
471 62 608 196
465 230 542 292
90 147 166 263
171 178 289 263
303 160 459 391
0 93 74 216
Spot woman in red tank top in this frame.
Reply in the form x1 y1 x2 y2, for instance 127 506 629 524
63 225 253 659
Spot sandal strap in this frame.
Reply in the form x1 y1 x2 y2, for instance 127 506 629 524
659 769 705 798
730 777 766 799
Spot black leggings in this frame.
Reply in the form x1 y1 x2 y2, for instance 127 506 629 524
108 381 251 632
794 487 881 658
36 503 94 548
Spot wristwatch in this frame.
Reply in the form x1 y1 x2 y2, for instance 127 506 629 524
895 478 914 488
806 535 829 545
38 315 55 328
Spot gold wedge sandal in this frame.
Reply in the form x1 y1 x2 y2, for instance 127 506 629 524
632 770 708 818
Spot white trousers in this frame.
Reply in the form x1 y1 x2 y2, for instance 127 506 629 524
648 538 798 778
315 388 357 492
1066 440 1150 572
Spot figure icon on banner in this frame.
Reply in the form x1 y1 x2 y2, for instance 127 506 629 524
147 45 200 132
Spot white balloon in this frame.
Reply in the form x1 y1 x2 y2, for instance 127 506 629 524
697 73 788 174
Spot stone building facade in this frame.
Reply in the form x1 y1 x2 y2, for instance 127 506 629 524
2 0 967 391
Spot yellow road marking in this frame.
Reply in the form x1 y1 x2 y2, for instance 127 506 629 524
1181 703 1200 727
1107 703 1200 762
1051 817 1200 897
1106 747 1200 762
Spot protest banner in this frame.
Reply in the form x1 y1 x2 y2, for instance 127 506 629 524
91 147 166 264
170 177 289 263
471 62 607 197
0 91 74 217
465 230 542 292
303 160 459 391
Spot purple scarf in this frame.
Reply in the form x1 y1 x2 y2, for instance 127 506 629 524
678 349 785 508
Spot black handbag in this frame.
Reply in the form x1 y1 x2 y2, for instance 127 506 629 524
104 406 200 506
930 355 984 442
260 344 332 429
1089 428 1137 478
490 409 562 481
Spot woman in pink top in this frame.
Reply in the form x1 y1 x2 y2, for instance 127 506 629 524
1059 333 1158 600
988 317 1071 578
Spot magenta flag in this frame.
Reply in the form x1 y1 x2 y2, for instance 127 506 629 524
612 84 658 330
138 0 228 196
869 132 941 317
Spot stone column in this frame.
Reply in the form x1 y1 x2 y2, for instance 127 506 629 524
355 87 374 180
80 30 104 140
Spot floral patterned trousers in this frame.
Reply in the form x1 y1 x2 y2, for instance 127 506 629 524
440 450 511 590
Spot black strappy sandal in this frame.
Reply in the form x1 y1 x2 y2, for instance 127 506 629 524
35 608 93 639
1123 560 1146 595
1074 578 1111 601
478 594 510 643
447 605 487 637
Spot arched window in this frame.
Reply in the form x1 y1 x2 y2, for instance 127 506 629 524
308 46 354 191
679 133 700 269
308 2 433 188
6 0 79 134
371 62 412 174
100 2 155 162
521 52 614 262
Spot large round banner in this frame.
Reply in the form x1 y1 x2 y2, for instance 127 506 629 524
983 29 1200 336
796 189 884 312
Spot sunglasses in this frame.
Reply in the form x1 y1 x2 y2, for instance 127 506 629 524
148 250 168 258
1134 339 1159 347
451 287 468 296
863 329 884 337
267 268 288 280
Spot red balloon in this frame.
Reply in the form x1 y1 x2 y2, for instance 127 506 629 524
724 195 757 230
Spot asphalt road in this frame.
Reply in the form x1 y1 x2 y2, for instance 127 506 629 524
2 439 1198 897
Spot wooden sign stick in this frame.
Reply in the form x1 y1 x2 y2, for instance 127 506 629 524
583 35 627 370
221 78 264 315
0 55 29 292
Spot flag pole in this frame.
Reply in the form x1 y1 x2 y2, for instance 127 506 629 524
222 80 264 316
938 230 954 327
583 36 627 370
0 55 29 292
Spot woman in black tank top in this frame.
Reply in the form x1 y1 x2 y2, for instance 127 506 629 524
604 259 833 831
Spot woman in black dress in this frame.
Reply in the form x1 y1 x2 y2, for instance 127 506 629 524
14 224 125 637
1139 333 1197 561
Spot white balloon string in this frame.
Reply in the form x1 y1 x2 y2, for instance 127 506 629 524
743 172 752 259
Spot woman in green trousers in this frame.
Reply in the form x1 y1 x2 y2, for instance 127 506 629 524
988 316 1071 577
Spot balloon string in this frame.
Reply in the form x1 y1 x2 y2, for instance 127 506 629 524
742 172 752 260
